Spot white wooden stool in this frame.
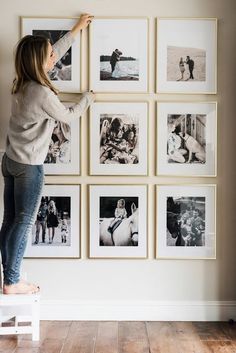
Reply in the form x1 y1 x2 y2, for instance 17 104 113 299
0 290 40 341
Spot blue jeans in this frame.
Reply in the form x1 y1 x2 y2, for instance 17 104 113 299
0 154 44 285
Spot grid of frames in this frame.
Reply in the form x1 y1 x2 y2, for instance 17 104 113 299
21 16 217 260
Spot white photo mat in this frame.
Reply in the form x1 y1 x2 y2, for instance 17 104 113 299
44 102 80 175
157 102 217 176
21 17 81 93
89 185 147 258
156 18 217 93
156 185 216 259
89 18 148 92
24 185 80 258
90 102 148 175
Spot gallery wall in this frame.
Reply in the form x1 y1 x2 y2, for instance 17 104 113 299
0 0 236 320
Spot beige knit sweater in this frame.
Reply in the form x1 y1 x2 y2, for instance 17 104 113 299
6 32 94 165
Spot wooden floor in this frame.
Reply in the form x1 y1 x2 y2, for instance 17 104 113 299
1 321 236 353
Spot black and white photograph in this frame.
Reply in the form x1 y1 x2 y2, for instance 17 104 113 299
33 29 72 81
21 17 81 92
166 196 205 247
156 18 217 93
157 102 217 176
100 114 139 165
89 185 147 258
167 113 206 164
89 18 148 92
43 102 80 175
100 49 139 81
156 185 216 259
31 196 71 247
90 102 148 175
24 185 80 258
99 196 139 246
167 46 206 82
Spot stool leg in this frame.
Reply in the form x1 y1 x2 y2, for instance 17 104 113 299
31 301 40 341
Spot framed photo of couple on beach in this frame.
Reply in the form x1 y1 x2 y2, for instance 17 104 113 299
44 102 80 175
89 17 149 93
24 185 80 258
156 102 217 177
156 18 217 94
89 185 147 258
21 17 81 93
156 184 216 259
89 102 148 175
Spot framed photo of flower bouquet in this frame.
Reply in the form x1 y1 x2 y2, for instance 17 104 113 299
89 17 149 93
89 184 148 258
24 185 80 258
156 184 216 259
21 17 81 93
156 18 217 94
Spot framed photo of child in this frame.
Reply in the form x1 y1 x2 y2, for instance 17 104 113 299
89 185 148 258
156 184 216 259
21 17 82 93
156 102 217 177
44 102 80 175
24 185 80 258
156 18 217 94
89 102 148 175
89 17 149 93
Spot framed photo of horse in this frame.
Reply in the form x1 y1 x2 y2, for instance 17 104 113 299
89 185 148 258
156 18 217 94
24 184 81 258
156 102 217 177
156 184 216 259
21 17 82 93
89 102 148 175
44 102 80 175
89 17 149 93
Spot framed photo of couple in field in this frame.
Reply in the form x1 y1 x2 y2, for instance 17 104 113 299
24 185 80 258
44 102 80 175
89 185 147 258
90 102 148 175
89 17 149 92
157 102 217 177
156 185 216 259
21 17 81 93
156 18 217 94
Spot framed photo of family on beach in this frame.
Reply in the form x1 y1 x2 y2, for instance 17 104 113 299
44 102 80 175
21 17 81 93
24 185 80 258
156 102 217 177
156 185 216 259
89 102 148 175
89 185 147 258
156 18 217 94
89 17 149 92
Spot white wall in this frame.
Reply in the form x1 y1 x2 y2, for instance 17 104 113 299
0 0 236 320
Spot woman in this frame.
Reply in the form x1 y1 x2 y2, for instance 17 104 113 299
178 57 185 80
0 14 94 294
47 200 59 244
46 121 71 164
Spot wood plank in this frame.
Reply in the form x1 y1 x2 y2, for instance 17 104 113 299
203 340 236 353
193 322 232 341
94 321 118 353
118 322 149 353
0 334 17 353
17 320 51 348
61 321 98 353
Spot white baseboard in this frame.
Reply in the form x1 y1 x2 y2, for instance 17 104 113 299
39 300 236 321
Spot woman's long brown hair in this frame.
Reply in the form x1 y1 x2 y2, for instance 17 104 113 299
12 35 58 95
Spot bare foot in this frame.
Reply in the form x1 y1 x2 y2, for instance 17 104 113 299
3 280 40 295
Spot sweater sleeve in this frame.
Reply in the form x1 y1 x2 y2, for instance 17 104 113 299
52 31 75 64
42 91 95 123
